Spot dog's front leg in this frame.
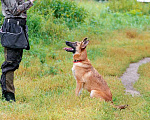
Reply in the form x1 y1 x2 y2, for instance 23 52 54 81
75 82 83 97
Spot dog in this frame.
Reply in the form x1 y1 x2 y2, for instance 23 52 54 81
64 37 127 109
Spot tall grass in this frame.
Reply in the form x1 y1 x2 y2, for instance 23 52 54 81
108 0 150 15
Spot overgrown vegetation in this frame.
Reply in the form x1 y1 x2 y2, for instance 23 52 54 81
108 0 150 15
0 0 150 119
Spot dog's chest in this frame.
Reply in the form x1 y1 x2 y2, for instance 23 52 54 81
72 65 76 80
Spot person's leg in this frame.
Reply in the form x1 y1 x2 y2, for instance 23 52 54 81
1 48 23 102
4 70 16 102
6 71 15 93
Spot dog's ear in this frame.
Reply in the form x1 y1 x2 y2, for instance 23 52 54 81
81 39 89 49
83 37 88 42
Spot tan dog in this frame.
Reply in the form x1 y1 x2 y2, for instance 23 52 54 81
64 38 127 109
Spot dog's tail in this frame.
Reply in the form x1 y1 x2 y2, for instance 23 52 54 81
90 90 128 109
99 92 128 109
111 102 128 109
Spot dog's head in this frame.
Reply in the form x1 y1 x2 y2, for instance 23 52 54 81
64 38 89 61
63 37 89 54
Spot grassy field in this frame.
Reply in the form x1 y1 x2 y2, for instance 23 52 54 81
0 0 150 119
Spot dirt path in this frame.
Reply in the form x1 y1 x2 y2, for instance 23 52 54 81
120 58 150 97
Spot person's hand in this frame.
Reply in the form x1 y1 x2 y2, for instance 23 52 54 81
30 0 35 3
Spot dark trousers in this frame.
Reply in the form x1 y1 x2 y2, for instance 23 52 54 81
1 48 23 94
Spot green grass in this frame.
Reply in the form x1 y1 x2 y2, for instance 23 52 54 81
0 0 150 119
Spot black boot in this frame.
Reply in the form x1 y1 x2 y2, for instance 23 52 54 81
2 92 16 102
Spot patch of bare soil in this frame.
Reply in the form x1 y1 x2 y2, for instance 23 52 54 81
120 58 150 96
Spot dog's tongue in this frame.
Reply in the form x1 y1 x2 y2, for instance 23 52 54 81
63 47 73 51
63 47 67 50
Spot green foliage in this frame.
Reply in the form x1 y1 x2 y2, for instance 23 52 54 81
108 0 150 15
126 9 143 16
26 0 88 46
31 0 88 28
27 14 43 36
46 66 58 75
50 0 88 28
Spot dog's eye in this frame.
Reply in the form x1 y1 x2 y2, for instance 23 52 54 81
74 42 77 46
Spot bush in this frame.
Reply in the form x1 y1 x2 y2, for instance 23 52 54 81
32 0 88 28
50 0 88 28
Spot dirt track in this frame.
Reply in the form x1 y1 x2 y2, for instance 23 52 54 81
120 58 150 96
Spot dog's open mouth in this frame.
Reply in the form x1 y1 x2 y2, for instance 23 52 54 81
63 47 74 52
63 41 76 53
